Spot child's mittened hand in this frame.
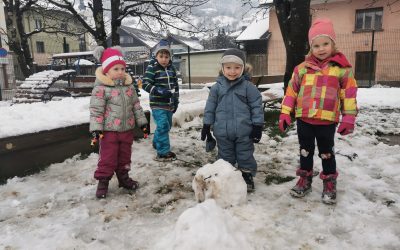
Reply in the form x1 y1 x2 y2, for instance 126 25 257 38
90 130 103 146
278 113 291 132
172 100 179 113
250 125 263 143
141 125 149 139
201 124 212 141
337 115 355 136
337 122 354 135
155 87 172 98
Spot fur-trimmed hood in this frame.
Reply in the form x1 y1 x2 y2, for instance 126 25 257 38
95 67 132 86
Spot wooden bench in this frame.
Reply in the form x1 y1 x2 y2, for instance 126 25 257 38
261 92 281 109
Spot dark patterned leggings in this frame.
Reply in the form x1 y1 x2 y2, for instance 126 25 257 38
297 119 336 174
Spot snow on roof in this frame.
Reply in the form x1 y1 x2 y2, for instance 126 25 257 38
174 49 227 56
52 51 94 59
73 59 94 66
236 16 269 41
173 36 204 51
121 26 163 48
228 29 243 38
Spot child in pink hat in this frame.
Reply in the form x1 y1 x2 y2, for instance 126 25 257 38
278 18 358 204
89 46 148 199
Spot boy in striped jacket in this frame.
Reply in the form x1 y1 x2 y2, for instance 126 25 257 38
279 18 358 204
142 39 179 161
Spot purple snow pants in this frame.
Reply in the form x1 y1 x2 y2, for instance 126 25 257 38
94 130 134 180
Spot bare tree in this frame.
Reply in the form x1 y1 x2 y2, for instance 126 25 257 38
3 0 90 77
273 0 311 91
3 0 38 77
44 0 108 47
45 0 209 48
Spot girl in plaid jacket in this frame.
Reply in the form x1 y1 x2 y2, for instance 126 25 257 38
279 18 358 204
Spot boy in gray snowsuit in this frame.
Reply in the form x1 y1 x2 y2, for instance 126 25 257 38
201 48 264 191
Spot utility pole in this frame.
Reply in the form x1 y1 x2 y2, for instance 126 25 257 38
368 29 375 88
187 46 191 89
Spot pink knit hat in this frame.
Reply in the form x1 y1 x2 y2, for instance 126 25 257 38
99 47 126 74
308 18 336 45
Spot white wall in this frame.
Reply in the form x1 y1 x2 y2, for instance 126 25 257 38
180 52 224 78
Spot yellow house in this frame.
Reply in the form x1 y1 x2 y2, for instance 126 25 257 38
21 8 88 66
268 0 400 86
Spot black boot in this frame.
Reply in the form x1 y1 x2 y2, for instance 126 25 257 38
155 151 177 162
241 171 255 192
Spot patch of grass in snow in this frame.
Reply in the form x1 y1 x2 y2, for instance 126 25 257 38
264 109 290 138
264 173 295 185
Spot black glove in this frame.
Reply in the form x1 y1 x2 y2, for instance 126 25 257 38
201 124 213 141
249 125 263 143
141 125 149 139
154 87 172 98
172 100 179 113
90 130 103 146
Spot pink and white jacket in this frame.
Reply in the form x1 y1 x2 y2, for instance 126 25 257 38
89 67 148 132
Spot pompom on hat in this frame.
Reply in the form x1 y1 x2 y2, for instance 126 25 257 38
308 18 336 45
154 39 171 56
93 46 126 74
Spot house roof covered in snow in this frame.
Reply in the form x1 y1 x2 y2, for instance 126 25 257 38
168 33 204 51
120 26 163 48
52 51 94 59
236 16 270 42
174 49 227 56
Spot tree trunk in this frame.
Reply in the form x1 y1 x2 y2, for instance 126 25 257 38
16 5 34 77
5 0 34 78
111 0 121 46
273 0 311 92
92 1 108 48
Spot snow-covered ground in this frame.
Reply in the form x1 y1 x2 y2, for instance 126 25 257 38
1 84 400 249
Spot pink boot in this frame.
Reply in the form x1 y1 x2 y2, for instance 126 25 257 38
320 171 339 204
116 172 139 190
96 179 109 199
290 169 313 198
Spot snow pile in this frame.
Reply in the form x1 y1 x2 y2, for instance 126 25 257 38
192 159 247 208
0 97 89 138
172 88 209 127
157 199 252 250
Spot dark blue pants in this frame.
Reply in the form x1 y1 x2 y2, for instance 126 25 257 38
215 135 257 176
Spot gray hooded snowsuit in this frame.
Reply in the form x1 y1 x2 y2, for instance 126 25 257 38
203 75 263 175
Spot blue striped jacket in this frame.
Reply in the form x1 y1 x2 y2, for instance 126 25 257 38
142 58 179 110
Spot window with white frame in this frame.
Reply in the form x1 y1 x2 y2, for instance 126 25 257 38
34 19 42 30
355 8 383 31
